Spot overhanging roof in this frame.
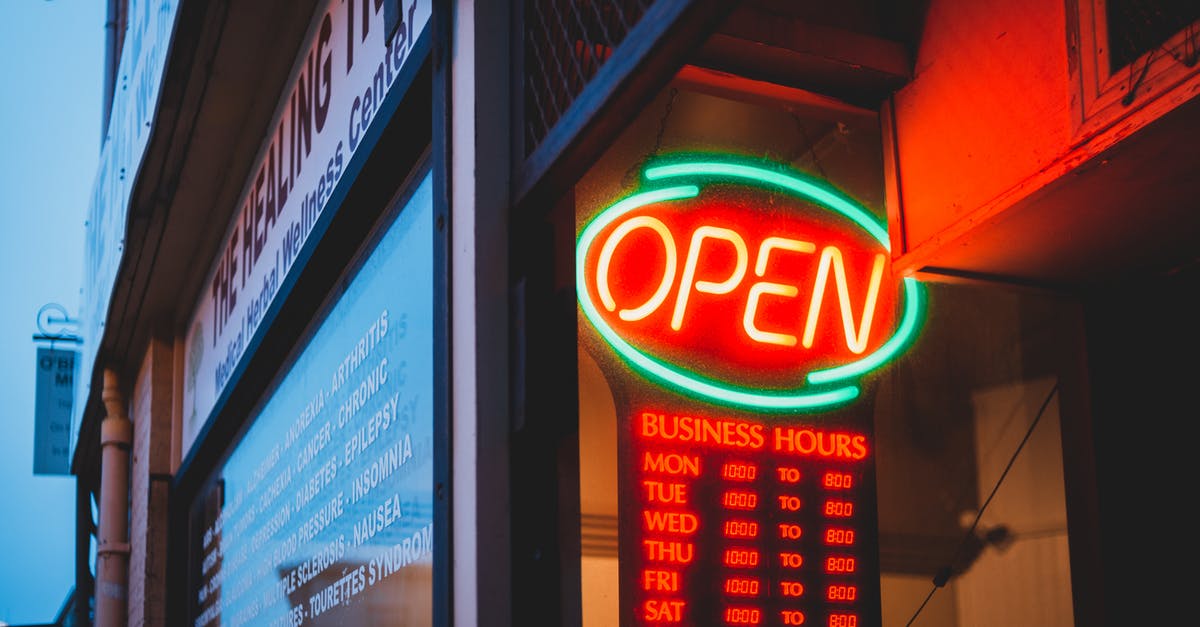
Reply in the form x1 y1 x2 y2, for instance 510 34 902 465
74 0 320 478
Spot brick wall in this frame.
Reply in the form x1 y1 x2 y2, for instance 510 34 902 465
128 337 174 627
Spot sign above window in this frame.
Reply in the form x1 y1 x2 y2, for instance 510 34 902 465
181 0 431 458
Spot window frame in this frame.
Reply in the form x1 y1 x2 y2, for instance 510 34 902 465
1070 0 1200 139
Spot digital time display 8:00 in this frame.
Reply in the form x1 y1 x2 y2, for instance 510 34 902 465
622 408 879 626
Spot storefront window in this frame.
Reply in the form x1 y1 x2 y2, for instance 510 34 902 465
189 168 435 626
575 83 1078 627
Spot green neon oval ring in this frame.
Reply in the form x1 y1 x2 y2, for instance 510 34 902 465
576 158 924 411
644 160 892 249
642 158 925 387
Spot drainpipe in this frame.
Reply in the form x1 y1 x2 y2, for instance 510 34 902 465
96 368 131 627
102 0 126 142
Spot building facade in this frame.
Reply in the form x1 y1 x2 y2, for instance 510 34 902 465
71 1 1200 626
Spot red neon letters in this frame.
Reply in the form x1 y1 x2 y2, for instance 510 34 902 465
581 192 900 388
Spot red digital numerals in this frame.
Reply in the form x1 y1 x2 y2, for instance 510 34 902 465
724 577 760 597
823 499 854 518
822 471 854 489
826 584 858 602
724 607 762 625
724 519 759 539
824 527 856 546
722 462 758 481
825 555 857 574
722 490 759 510
723 548 761 568
828 613 859 627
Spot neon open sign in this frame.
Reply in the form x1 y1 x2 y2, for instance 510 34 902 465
576 155 924 411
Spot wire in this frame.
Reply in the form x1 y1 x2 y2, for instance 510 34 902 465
652 87 678 157
1122 47 1156 106
904 381 1060 627
906 585 940 626
790 111 827 179
623 88 678 187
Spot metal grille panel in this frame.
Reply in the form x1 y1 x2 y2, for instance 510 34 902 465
524 0 655 155
1106 0 1200 70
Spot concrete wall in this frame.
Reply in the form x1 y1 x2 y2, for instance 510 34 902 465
887 0 1200 277
891 0 1072 254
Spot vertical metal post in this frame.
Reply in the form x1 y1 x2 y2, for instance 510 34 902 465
76 475 95 626
452 1 515 625
96 368 131 627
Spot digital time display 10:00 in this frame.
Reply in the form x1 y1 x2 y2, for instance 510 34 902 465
623 409 879 626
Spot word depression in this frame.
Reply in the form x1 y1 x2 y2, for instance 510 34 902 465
578 157 923 412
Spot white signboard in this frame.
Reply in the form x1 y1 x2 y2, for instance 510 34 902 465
182 0 430 457
76 0 180 458
35 348 78 475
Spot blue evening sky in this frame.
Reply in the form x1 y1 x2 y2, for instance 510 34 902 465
0 1 104 622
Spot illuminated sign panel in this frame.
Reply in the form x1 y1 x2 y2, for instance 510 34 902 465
579 156 921 627
578 157 923 412
623 405 877 627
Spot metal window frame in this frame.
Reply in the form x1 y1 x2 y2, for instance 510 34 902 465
1069 0 1200 140
512 0 735 210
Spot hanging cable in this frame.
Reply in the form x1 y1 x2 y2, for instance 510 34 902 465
904 381 1061 627
790 111 827 179
623 87 678 187
1122 47 1157 105
652 87 678 157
